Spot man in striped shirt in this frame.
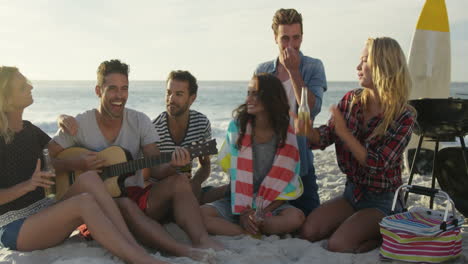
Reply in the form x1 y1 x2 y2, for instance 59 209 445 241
151 70 226 204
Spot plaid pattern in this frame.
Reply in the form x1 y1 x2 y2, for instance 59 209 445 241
314 89 415 201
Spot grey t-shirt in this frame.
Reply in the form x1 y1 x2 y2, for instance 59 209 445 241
252 134 278 193
53 108 159 187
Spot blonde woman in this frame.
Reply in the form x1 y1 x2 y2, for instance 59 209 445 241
295 37 416 253
0 67 168 264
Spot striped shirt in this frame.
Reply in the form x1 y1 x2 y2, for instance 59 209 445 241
153 109 212 161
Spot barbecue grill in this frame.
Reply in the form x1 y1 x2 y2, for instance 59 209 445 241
405 98 468 209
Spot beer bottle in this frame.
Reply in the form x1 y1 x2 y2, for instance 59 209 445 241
297 87 310 136
42 149 56 198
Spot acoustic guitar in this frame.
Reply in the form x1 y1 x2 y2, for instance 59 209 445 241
55 139 217 200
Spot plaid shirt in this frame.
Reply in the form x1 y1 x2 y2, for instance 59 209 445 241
313 89 415 201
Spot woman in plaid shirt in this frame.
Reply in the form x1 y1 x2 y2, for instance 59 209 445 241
295 37 416 253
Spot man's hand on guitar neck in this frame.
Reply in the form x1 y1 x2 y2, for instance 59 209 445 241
143 144 192 180
170 147 191 168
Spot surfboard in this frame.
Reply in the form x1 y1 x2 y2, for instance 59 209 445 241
405 0 451 175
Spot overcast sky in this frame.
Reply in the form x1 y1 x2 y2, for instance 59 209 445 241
1 0 467 81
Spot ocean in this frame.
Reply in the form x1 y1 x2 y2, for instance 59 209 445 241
26 81 468 144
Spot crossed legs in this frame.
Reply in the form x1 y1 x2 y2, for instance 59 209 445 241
200 205 305 236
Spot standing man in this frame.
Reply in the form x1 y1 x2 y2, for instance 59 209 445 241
255 8 327 216
151 70 226 204
50 60 222 258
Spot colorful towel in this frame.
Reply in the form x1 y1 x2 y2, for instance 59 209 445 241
218 120 302 214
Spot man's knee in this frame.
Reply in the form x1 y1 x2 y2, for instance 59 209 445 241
115 197 135 210
200 205 217 218
170 174 192 192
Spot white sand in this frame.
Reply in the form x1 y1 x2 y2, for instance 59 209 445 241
1 149 467 264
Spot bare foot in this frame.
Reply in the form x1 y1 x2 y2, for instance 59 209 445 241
196 235 225 251
188 248 217 264
138 255 171 264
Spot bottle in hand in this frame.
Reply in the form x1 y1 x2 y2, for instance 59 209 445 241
42 149 56 198
297 87 310 136
251 195 265 239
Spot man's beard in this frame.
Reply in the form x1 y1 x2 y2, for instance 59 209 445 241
167 104 188 117
102 103 123 119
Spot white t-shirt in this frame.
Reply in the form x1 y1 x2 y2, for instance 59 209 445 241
282 79 297 126
53 108 159 187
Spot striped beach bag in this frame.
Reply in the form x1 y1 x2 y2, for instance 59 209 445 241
380 185 463 263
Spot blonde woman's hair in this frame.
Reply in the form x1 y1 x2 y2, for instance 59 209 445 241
0 66 19 143
354 37 413 138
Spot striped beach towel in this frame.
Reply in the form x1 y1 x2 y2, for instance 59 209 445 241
218 120 302 214
380 208 463 263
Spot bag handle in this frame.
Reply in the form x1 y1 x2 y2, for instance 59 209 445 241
391 185 458 231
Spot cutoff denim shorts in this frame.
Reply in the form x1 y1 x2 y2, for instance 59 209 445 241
0 218 26 250
343 181 403 216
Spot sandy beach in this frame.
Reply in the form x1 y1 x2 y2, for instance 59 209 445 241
1 149 466 264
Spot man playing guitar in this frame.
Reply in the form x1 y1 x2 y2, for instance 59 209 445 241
48 60 223 260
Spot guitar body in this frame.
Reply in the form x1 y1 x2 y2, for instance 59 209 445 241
55 139 218 200
56 146 129 200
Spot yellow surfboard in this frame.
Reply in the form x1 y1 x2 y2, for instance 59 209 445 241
408 0 450 99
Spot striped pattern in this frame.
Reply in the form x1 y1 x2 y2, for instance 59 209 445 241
153 110 211 153
218 120 302 214
380 208 463 263
380 209 463 237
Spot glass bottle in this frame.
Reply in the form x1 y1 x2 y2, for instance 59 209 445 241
297 87 310 136
42 149 56 198
251 195 265 239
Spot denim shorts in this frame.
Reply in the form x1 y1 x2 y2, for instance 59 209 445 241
343 182 403 216
0 218 26 250
206 198 294 224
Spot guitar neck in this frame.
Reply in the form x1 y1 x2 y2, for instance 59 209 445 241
102 152 173 178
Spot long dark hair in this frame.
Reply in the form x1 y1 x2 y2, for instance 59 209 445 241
233 73 290 149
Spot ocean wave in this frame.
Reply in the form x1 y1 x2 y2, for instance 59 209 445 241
34 121 59 137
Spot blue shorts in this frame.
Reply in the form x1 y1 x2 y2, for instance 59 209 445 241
0 218 26 250
343 182 403 216
206 198 294 224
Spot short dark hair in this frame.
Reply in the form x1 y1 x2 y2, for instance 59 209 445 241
271 8 303 36
97 59 129 86
166 70 198 95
